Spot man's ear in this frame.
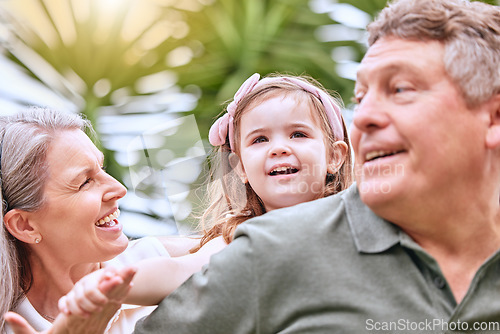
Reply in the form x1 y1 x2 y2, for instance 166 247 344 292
486 94 500 149
3 209 39 244
228 152 248 184
327 141 349 174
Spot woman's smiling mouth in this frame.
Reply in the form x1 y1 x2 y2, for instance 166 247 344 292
95 209 120 227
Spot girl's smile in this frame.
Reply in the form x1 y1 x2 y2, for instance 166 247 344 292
237 95 335 212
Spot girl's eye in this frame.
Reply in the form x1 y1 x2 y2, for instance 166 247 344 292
291 132 307 139
252 136 268 144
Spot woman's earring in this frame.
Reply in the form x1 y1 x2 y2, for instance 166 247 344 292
35 237 41 244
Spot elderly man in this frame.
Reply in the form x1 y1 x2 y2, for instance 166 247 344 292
5 0 500 333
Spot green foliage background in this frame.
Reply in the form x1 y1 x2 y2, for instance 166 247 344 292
0 0 497 234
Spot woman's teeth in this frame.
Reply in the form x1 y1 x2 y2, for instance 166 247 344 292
95 209 120 227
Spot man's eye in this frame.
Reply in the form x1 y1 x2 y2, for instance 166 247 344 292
394 84 415 94
351 94 363 104
252 136 268 144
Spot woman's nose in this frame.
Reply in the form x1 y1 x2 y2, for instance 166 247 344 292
102 173 127 202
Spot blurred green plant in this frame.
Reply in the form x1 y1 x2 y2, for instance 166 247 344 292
0 0 497 234
0 0 203 180
173 0 360 135
0 0 362 233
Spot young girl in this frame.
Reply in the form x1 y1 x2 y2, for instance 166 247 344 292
56 72 353 318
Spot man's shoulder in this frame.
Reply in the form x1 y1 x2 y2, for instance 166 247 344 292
269 190 345 223
234 186 357 242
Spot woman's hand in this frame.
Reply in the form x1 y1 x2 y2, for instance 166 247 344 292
58 266 128 318
4 266 137 334
3 313 38 334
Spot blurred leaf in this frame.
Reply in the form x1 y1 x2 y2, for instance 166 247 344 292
1 0 497 234
172 0 352 137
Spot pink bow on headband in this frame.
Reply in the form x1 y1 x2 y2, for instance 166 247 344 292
208 73 345 150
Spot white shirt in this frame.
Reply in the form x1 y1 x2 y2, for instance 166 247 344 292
8 237 169 334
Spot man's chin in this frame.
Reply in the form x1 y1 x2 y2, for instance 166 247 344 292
357 180 399 209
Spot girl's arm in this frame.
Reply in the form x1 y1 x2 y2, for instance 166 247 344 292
58 266 137 317
59 236 227 316
154 235 202 257
125 236 227 305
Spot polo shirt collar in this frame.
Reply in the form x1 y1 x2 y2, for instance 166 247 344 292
342 184 401 254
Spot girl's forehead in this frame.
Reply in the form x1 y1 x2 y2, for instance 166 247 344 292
241 94 323 129
242 89 313 114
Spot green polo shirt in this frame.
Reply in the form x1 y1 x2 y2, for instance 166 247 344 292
134 185 500 334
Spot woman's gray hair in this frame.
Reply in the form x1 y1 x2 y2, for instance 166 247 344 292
0 107 92 332
367 0 500 107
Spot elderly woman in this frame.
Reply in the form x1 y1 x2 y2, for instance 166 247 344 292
0 107 199 333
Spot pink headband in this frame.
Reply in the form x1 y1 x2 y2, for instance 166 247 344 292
208 73 345 150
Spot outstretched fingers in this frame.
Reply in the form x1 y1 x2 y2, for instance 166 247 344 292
58 268 116 317
103 266 137 302
4 312 41 334
4 266 138 334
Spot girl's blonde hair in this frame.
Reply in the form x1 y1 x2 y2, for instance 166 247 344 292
192 74 353 252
